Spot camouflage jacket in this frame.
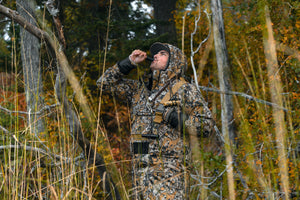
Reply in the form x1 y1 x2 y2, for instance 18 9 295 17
97 44 214 199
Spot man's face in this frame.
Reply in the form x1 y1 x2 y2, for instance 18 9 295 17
150 50 169 71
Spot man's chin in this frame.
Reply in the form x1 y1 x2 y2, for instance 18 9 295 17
150 65 155 70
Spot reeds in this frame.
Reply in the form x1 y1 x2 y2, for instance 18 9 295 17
0 1 299 199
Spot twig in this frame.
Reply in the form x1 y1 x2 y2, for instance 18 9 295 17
198 85 289 112
0 18 10 23
190 3 212 90
191 165 227 187
0 125 9 134
0 144 71 161
0 102 59 116
233 160 253 196
191 166 223 199
45 0 66 49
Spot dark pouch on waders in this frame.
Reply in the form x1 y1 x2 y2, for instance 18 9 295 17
131 131 159 154
132 141 150 154
132 134 152 155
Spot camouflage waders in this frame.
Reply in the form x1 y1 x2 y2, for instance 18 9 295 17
97 43 214 199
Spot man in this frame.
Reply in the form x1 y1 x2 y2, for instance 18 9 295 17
97 42 214 199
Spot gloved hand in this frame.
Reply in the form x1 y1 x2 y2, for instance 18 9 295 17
165 108 187 130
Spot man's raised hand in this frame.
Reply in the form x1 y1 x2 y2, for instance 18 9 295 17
129 50 147 65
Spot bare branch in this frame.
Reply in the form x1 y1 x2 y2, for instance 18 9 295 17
45 0 66 49
191 165 227 187
0 18 10 23
0 125 9 134
0 144 73 161
0 4 53 44
198 85 289 112
45 0 59 17
0 103 59 116
190 3 212 90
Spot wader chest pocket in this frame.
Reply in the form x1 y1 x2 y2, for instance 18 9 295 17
133 141 149 154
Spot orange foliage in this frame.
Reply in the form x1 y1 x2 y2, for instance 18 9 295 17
0 73 26 128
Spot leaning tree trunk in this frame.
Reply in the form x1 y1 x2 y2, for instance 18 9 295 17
260 3 290 199
211 0 235 199
17 0 44 134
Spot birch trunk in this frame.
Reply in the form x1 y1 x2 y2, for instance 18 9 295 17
211 0 235 199
17 0 44 134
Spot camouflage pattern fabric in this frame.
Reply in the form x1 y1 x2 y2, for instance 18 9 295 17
97 43 214 199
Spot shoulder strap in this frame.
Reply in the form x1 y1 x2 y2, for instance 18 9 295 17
154 77 187 124
160 77 187 104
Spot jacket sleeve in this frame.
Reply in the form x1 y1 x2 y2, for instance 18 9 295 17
96 64 138 104
181 84 214 137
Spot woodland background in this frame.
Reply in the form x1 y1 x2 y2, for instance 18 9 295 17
0 0 299 199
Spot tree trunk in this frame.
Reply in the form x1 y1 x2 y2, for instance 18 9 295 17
211 0 235 199
261 3 290 199
152 0 177 44
211 0 235 142
17 0 44 134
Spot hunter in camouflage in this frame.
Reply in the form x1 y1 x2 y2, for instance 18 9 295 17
97 42 214 199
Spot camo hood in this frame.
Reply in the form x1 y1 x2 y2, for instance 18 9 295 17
151 43 188 86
